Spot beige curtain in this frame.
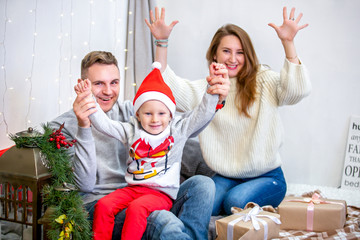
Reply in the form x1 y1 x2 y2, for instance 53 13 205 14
124 0 156 101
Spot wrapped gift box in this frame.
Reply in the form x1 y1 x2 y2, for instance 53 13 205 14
215 206 281 240
278 194 347 232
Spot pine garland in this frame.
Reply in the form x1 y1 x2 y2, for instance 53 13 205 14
10 123 92 240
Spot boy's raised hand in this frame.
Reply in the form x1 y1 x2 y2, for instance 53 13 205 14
209 62 227 78
207 63 230 103
74 79 92 95
73 79 97 128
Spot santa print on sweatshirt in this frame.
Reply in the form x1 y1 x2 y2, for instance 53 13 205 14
128 131 174 181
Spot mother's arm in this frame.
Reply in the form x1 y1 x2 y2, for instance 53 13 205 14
267 7 311 105
145 7 230 107
145 7 178 73
268 7 309 64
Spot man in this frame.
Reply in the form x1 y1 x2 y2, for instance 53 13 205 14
50 51 229 239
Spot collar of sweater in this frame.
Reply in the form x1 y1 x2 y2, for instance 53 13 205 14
139 126 171 149
229 77 238 93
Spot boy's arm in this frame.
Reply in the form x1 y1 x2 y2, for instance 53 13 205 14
175 89 219 138
89 101 131 144
75 78 131 142
174 63 228 137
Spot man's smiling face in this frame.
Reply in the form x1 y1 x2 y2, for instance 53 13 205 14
86 63 120 113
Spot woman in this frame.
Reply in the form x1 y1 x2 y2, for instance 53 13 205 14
146 6 311 215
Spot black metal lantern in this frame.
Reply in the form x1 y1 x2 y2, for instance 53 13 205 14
0 128 51 239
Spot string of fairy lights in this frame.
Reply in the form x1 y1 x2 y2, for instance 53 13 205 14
114 0 123 53
25 0 38 128
58 0 65 114
68 0 74 107
88 0 94 51
0 0 9 134
0 0 130 147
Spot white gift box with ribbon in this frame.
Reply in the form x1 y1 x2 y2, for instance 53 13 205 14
216 205 281 240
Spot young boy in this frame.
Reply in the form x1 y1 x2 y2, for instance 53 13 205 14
75 62 224 240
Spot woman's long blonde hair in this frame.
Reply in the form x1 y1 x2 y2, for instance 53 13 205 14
206 24 259 118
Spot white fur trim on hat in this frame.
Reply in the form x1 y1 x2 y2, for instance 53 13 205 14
133 91 176 117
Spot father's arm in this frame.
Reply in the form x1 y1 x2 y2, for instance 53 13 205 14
49 91 98 192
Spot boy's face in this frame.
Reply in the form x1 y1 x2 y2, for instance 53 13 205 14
86 63 120 113
136 100 172 135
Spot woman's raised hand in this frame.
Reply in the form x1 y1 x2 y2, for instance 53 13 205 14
268 7 309 43
145 7 179 40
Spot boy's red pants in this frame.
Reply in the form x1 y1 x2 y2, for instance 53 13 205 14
93 185 173 240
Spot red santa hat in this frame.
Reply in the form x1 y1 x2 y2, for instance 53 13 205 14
133 62 176 117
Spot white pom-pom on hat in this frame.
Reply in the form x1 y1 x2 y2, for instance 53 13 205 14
152 62 162 70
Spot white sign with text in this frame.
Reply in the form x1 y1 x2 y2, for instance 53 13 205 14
341 116 360 190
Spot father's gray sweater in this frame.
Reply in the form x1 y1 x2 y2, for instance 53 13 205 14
50 100 133 204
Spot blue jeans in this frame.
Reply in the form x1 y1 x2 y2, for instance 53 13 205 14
212 167 287 215
85 175 215 240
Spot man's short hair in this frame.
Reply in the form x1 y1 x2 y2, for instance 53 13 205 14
81 51 118 79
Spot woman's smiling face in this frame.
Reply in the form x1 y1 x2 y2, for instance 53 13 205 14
214 35 244 78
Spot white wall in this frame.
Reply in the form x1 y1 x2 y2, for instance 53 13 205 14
157 0 360 187
0 0 128 147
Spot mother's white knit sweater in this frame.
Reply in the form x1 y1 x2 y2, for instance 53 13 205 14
162 59 311 178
